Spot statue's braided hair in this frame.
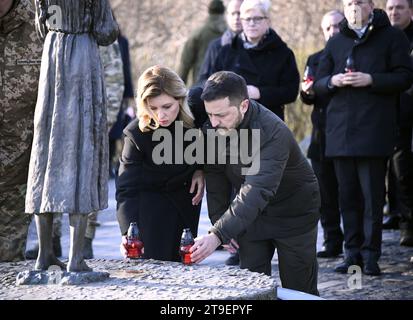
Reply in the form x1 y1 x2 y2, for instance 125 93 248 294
35 0 49 39
38 0 48 25
84 0 94 30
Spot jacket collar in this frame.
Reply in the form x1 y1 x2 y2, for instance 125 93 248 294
339 9 391 40
238 100 255 130
221 29 237 46
0 0 33 35
232 28 286 52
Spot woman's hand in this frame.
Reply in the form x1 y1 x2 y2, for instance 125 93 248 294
120 236 128 258
190 170 204 206
120 235 145 258
301 80 314 95
247 85 261 100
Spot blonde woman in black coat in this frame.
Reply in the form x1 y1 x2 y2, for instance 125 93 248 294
116 66 204 262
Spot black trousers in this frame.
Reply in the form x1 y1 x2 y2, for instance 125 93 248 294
238 226 319 296
386 158 401 217
311 159 343 250
334 158 386 263
392 127 413 230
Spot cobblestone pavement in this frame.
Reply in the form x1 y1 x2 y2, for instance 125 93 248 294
1 180 412 300
273 230 413 300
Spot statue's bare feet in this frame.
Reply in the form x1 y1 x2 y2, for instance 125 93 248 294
67 258 92 272
35 255 66 271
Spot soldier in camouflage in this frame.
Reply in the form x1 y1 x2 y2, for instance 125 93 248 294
101 39 125 130
0 0 43 262
178 0 226 86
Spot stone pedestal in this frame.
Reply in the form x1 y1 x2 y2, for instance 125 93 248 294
1 259 277 300
16 270 110 286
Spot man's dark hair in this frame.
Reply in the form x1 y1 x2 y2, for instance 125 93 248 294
387 0 413 6
208 0 225 15
201 71 249 107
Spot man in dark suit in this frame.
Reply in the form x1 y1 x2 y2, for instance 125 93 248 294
386 0 413 247
314 0 413 276
300 10 345 258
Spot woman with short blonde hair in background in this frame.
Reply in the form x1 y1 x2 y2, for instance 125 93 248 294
209 0 300 121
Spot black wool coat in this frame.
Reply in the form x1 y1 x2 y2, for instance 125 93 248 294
314 9 413 157
116 120 202 262
205 101 320 243
399 22 413 129
300 50 333 161
210 28 300 120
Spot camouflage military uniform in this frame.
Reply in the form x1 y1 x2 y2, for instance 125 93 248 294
0 0 43 261
100 39 124 130
178 13 226 86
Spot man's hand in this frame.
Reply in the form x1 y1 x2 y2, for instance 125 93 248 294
301 81 314 95
222 239 239 254
330 73 346 87
247 85 261 100
126 105 136 119
124 98 136 119
342 72 373 87
190 233 222 264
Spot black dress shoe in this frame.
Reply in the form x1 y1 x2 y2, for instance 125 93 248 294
334 258 363 274
225 252 240 266
363 261 381 276
400 229 413 247
382 215 400 230
317 247 343 258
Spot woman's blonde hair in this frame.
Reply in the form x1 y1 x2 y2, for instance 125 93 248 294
136 65 195 132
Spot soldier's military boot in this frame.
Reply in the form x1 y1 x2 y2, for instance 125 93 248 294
83 237 94 260
25 236 62 260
